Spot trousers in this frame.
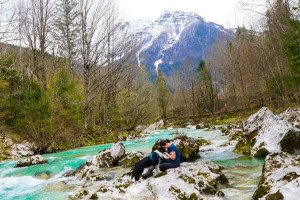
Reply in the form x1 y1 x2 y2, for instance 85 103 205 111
159 159 180 172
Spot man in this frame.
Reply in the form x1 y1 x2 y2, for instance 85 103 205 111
159 139 180 171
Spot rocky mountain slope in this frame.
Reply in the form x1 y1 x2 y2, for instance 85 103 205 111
126 10 233 76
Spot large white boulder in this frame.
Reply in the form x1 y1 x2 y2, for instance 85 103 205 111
74 162 228 200
14 155 48 168
86 142 125 168
79 142 126 182
253 152 300 200
279 106 300 128
234 107 300 157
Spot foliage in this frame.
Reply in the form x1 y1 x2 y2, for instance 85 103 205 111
282 18 300 80
50 70 83 128
7 81 53 152
267 74 297 98
116 66 158 130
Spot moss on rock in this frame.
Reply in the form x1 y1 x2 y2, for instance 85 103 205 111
233 132 258 155
201 184 217 195
154 171 168 178
119 151 145 167
254 147 269 158
195 139 210 146
253 184 271 200
178 192 202 200
265 190 284 200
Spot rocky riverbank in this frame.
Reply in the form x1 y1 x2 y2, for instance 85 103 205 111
0 125 143 161
220 107 300 157
69 137 226 200
75 162 228 200
253 152 300 200
0 129 35 161
219 106 300 199
68 106 300 200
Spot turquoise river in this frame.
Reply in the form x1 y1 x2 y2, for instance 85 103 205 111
0 127 264 200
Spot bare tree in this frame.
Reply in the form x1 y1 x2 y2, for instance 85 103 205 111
19 0 55 87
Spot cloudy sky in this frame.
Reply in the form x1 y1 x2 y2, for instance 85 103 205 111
118 0 265 28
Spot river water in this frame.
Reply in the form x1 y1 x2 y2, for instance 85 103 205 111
0 127 264 200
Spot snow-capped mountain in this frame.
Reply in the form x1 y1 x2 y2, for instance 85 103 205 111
126 10 233 76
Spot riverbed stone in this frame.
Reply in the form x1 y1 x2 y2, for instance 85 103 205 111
220 122 244 141
63 164 85 177
196 122 210 129
35 171 53 179
195 138 211 146
14 155 48 168
253 152 300 200
75 162 228 200
279 129 300 154
234 107 300 157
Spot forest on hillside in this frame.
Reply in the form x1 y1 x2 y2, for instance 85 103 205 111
0 0 299 152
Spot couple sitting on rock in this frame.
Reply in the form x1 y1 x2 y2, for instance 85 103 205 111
132 139 180 181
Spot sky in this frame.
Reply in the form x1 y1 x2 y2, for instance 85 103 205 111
118 0 265 29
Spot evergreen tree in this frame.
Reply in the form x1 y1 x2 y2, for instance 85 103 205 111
156 70 169 123
50 70 83 127
8 81 53 153
54 0 79 75
282 15 300 80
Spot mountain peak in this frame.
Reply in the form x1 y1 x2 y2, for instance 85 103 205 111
126 11 233 76
159 10 205 22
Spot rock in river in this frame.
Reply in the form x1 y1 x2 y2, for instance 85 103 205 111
80 142 125 180
234 107 300 157
86 141 125 168
14 155 48 168
253 152 300 200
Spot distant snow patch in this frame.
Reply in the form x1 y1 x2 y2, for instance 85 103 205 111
154 59 163 72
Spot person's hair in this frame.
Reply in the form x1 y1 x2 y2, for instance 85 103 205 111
160 139 170 147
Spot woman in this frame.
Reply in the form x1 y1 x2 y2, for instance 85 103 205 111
159 139 180 171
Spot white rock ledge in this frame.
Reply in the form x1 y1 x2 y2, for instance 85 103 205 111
73 162 228 200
